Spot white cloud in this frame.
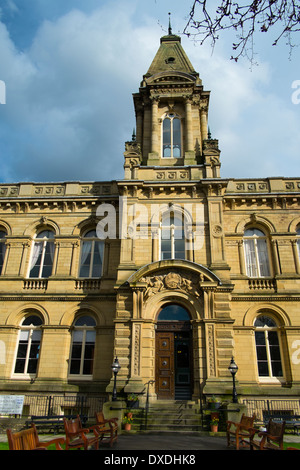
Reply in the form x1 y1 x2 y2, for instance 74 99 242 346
0 0 299 184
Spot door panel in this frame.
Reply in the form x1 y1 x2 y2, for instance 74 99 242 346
155 332 174 399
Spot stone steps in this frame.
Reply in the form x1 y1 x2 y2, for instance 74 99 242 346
126 400 206 433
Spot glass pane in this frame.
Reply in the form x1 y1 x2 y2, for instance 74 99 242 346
79 241 92 277
92 242 103 277
0 239 6 274
163 118 171 158
36 230 54 239
163 118 171 144
174 238 185 259
41 241 54 278
75 316 96 327
244 228 265 237
16 342 28 359
22 316 43 326
244 239 257 277
254 316 276 328
257 361 269 376
14 359 26 374
29 242 43 278
257 239 270 276
173 118 181 144
69 359 81 375
84 230 97 238
158 304 190 321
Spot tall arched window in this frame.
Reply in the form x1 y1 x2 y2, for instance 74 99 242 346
69 315 96 378
29 230 55 278
79 230 104 278
162 113 181 158
254 315 283 379
14 315 43 376
244 228 270 277
0 230 7 275
160 212 185 260
296 225 300 261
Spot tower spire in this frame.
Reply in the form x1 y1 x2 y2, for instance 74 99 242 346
168 12 172 35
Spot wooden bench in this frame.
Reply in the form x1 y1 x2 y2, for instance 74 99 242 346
7 424 65 450
226 413 256 450
92 411 118 447
263 413 300 434
63 415 100 450
250 419 285 450
26 414 88 433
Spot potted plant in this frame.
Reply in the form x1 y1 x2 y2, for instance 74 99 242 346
123 412 133 431
126 393 139 409
207 395 221 410
210 416 219 433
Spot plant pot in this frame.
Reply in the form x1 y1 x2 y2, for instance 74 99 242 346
124 423 131 431
127 400 139 409
211 425 218 433
209 402 221 410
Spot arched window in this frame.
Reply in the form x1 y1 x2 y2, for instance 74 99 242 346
14 315 43 376
254 315 283 379
79 230 104 278
158 304 191 321
0 230 7 275
69 315 96 377
160 212 185 260
29 230 55 278
244 228 270 277
162 113 181 158
296 225 300 261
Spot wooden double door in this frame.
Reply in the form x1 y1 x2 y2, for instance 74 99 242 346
155 324 192 400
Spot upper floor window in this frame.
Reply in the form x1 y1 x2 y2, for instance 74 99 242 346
14 315 43 377
69 315 96 378
162 113 181 158
0 230 7 275
296 225 300 260
244 228 270 277
29 230 55 278
254 315 283 379
160 212 185 260
79 230 104 278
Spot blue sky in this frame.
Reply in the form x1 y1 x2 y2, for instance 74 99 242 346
0 0 299 183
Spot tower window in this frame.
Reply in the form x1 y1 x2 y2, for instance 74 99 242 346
162 114 181 158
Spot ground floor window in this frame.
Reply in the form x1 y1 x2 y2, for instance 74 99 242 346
69 315 96 378
254 315 283 379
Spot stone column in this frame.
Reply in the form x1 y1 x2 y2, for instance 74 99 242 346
200 107 208 141
151 97 159 154
292 240 300 274
238 240 246 275
185 98 193 152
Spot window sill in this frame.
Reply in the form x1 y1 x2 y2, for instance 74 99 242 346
258 377 284 384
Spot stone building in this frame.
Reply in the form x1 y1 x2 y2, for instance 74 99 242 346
0 30 299 413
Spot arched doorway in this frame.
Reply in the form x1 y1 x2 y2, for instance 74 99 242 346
155 304 192 400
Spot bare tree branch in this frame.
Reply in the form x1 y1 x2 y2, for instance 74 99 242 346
183 0 300 61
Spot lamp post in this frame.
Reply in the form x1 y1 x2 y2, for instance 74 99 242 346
111 357 121 402
228 357 238 403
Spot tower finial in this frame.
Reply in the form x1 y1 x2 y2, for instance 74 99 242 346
168 12 172 35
